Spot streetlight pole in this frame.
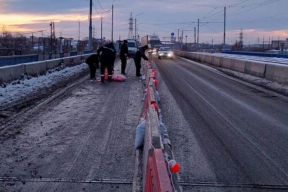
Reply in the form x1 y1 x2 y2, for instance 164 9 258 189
89 0 92 51
78 20 80 41
112 4 114 42
101 17 103 46
223 6 226 51
78 16 85 41
111 0 116 42
135 13 143 40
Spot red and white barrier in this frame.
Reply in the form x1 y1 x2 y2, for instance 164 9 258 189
141 60 181 192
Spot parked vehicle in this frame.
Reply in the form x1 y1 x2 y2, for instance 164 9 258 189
157 47 174 59
115 40 123 54
127 39 138 56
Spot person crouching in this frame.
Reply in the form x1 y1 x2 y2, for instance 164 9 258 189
85 53 99 80
97 42 116 83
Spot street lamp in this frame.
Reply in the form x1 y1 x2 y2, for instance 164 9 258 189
78 16 86 41
135 13 143 40
111 0 116 42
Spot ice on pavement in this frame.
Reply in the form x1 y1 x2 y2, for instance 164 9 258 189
0 63 88 107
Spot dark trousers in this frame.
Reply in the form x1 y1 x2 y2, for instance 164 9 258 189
88 63 96 79
100 62 113 82
120 57 127 74
134 59 141 76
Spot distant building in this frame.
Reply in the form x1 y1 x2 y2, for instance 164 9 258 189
271 39 288 50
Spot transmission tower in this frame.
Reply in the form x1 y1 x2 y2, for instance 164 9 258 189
239 28 244 50
128 12 133 39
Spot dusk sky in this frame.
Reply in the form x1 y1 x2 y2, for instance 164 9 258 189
0 0 287 45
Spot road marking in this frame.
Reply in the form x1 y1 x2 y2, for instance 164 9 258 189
0 177 133 184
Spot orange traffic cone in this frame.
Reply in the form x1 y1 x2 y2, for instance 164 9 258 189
104 68 108 80
153 79 158 90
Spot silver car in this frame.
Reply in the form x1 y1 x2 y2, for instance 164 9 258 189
157 47 174 59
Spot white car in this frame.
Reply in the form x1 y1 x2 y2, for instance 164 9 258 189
157 47 174 59
127 39 138 56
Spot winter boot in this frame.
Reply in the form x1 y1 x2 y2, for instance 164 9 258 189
108 76 112 82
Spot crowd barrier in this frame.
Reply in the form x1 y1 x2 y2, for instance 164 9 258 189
175 51 288 85
0 54 91 83
140 60 181 192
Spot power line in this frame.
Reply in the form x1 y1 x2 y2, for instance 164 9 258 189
228 0 280 17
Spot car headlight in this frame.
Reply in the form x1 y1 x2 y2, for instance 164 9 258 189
168 52 173 57
159 53 164 56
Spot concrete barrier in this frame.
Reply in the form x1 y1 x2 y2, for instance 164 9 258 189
265 64 288 84
0 64 25 83
245 61 266 78
0 54 88 83
46 59 63 70
205 55 212 64
174 51 288 85
211 55 221 67
63 55 85 66
231 59 246 73
221 57 233 69
199 54 206 63
25 61 47 76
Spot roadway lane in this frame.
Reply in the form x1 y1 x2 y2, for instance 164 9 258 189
153 56 288 191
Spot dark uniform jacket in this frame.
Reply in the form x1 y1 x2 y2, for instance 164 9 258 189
120 43 129 59
97 42 116 64
134 47 148 62
85 54 99 69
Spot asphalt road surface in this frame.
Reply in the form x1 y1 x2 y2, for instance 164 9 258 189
0 60 143 192
153 56 288 192
1 55 288 192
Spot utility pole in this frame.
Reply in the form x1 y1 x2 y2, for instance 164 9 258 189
32 33 34 47
197 18 199 46
49 22 55 59
181 30 184 50
178 29 179 43
135 18 137 40
112 4 114 42
239 28 243 50
78 21 80 41
101 17 103 45
223 7 226 51
89 0 92 50
194 27 196 44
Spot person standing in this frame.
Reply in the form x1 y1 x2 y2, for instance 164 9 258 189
85 53 99 80
120 40 130 75
133 45 149 76
97 42 116 83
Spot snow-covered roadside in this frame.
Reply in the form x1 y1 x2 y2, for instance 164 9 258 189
0 63 88 107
